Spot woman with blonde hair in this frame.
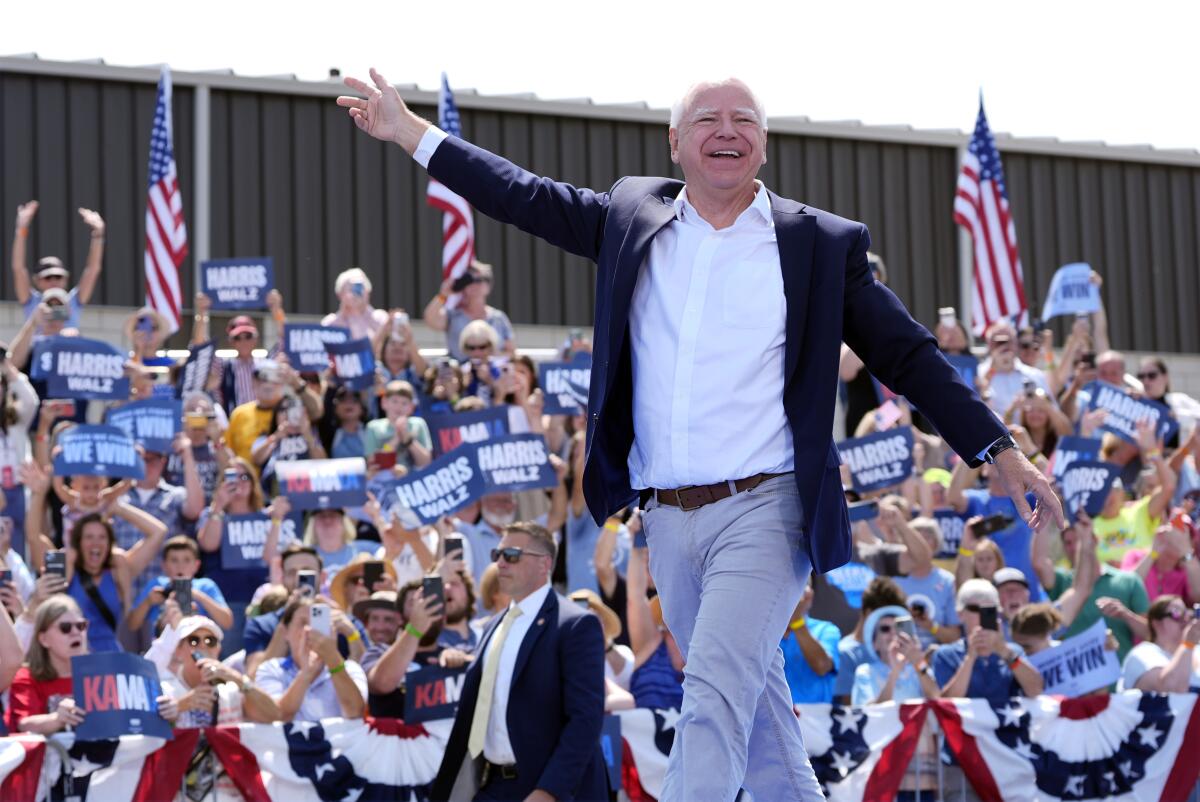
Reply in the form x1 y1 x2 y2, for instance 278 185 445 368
323 267 389 340
301 508 375 580
954 515 1006 589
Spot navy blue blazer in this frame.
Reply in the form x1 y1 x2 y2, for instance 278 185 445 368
431 590 607 801
427 137 1006 573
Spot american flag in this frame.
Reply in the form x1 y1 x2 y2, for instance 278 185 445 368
144 66 188 334
426 73 474 307
953 100 1027 336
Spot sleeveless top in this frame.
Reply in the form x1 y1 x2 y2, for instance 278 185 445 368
631 640 684 710
68 571 123 653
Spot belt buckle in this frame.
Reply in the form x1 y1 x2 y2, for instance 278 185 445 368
676 485 705 512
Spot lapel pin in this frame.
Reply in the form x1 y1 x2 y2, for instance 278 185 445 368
537 618 545 626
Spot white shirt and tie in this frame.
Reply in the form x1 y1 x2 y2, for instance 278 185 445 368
416 126 794 491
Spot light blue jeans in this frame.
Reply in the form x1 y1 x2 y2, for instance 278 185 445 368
642 473 824 802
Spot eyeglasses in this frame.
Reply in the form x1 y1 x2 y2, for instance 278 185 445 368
464 342 491 352
1164 607 1190 622
187 634 219 648
964 604 997 614
1137 371 1162 381
1018 340 1037 350
57 620 89 635
491 547 551 564
231 333 255 342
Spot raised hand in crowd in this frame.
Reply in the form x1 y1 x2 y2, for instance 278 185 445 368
1079 408 1108 439
438 648 472 669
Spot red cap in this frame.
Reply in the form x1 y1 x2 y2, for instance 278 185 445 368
226 315 258 338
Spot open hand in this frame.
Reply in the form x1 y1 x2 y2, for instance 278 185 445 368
15 200 39 229
337 69 426 151
990 447 1064 531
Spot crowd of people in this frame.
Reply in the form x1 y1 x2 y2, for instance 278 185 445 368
2 200 1200 796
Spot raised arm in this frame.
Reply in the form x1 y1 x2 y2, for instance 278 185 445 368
110 500 168 577
74 208 105 304
10 201 37 304
189 293 212 346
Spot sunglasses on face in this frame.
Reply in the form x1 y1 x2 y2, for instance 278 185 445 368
464 342 491 352
1137 371 1162 381
187 634 220 649
964 604 997 614
1164 607 1190 621
1018 340 1037 350
491 546 551 564
231 333 255 342
57 620 89 635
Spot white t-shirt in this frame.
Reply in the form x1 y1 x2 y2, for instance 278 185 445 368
605 644 636 691
1120 641 1200 691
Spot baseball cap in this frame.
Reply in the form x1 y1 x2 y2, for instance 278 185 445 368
226 315 258 338
992 567 1029 588
36 257 69 280
175 615 224 643
42 287 70 305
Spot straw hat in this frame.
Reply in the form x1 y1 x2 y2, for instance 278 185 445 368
330 553 396 612
569 588 622 644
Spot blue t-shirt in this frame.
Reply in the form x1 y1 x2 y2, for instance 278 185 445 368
932 639 1025 704
852 661 924 705
25 287 83 328
962 489 1045 602
824 561 877 611
331 428 365 460
133 575 227 631
834 635 870 699
895 568 960 649
565 509 631 595
781 617 841 704
317 541 380 579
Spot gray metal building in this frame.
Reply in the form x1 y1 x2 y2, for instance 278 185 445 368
2 55 1198 353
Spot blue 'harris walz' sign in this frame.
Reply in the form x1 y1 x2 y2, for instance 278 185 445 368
199 257 274 310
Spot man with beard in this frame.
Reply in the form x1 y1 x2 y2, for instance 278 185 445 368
454 480 572 588
439 567 480 653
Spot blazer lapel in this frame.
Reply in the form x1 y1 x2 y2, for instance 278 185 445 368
606 194 677 369
770 191 817 382
510 591 557 684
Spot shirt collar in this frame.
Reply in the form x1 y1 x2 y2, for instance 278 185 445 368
510 581 552 619
673 180 773 227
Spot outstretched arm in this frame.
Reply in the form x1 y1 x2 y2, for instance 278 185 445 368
75 208 106 304
11 202 37 304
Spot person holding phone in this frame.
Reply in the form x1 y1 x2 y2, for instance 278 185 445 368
127 536 233 635
10 201 106 331
363 380 432 475
851 606 939 704
422 259 516 362
252 396 325 494
321 267 390 341
933 579 1043 702
255 597 368 721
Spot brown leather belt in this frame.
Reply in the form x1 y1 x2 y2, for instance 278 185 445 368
654 473 785 512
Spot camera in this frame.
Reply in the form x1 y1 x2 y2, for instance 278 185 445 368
451 272 477 293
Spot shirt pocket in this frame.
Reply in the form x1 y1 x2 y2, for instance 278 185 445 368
721 260 785 329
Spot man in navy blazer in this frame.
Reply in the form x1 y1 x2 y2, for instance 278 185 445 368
431 522 606 802
340 72 1062 801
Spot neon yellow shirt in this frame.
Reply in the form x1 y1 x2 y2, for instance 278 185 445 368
1094 496 1160 566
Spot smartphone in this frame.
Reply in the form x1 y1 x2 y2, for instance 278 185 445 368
223 468 240 485
48 305 69 322
0 569 12 588
938 307 957 328
371 450 397 470
48 399 77 419
171 578 193 616
980 606 999 631
392 312 409 334
309 603 332 636
296 570 318 597
976 513 1014 537
847 500 880 523
350 282 366 298
422 575 445 613
443 535 464 561
185 413 208 430
362 561 383 592
1023 378 1037 398
874 400 903 430
45 550 67 578
1079 351 1096 369
895 616 917 640
910 601 927 618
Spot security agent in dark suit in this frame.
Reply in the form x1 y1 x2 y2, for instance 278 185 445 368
431 522 607 802
338 70 1064 802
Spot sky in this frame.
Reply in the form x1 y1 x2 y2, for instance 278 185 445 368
5 0 1198 152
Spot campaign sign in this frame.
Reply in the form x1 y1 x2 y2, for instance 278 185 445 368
477 433 559 495
601 715 623 791
105 399 182 454
539 353 591 415
837 426 915 493
39 337 130 401
176 340 216 398
283 324 350 372
1061 460 1118 522
1085 382 1178 446
276 457 367 510
933 507 968 557
72 652 172 740
220 512 300 569
1026 619 1119 697
199 257 274 310
945 353 979 389
403 664 468 724
53 425 145 480
2 488 25 558
1050 436 1103 482
394 447 483 525
325 338 376 391
427 406 512 457
1041 262 1101 321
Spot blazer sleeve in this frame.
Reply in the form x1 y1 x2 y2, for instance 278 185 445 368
428 136 613 263
535 612 606 800
840 224 1006 465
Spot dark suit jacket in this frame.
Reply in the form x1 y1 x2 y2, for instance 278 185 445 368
428 137 1006 573
431 590 607 801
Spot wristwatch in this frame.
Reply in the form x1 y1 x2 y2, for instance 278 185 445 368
983 435 1019 465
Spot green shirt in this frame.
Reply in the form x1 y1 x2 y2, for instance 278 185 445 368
1049 563 1149 662
364 417 432 471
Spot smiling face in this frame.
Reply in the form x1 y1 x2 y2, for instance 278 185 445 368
365 607 401 645
78 521 112 574
998 582 1030 619
669 80 767 203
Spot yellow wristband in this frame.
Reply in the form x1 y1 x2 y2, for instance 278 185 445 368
346 631 360 643
1150 551 1160 560
603 522 621 532
958 547 975 557
790 619 807 630
1145 450 1162 460
930 623 939 635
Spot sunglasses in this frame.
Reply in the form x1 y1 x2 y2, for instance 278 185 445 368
1018 340 1037 350
231 332 255 342
1163 607 1190 622
187 634 220 648
1137 371 1162 381
491 546 551 564
964 604 997 614
57 620 89 635
464 342 491 352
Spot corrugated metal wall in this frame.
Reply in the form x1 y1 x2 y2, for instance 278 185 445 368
2 64 1198 353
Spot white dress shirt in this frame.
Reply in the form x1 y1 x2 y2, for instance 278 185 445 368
414 128 793 488
479 581 552 764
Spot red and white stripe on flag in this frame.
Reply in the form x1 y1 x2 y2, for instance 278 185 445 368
144 65 188 334
427 179 475 310
954 101 1027 337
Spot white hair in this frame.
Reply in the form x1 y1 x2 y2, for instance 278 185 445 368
956 578 1000 611
669 78 767 130
334 266 372 296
